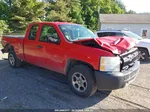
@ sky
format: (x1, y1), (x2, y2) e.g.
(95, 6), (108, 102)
(121, 0), (150, 13)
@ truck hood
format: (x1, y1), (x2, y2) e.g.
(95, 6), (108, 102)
(138, 39), (150, 43)
(94, 36), (136, 54)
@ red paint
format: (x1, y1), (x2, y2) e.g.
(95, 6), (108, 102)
(1, 22), (136, 75)
(95, 36), (136, 54)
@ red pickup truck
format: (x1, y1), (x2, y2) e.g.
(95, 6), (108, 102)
(1, 22), (140, 97)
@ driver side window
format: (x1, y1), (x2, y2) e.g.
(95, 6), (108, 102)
(40, 25), (59, 42)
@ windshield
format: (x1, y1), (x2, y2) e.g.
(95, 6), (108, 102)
(123, 31), (142, 40)
(59, 24), (96, 41)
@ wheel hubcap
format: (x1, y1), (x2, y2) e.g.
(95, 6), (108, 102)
(72, 72), (87, 92)
(9, 54), (15, 65)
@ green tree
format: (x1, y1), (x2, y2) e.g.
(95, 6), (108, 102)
(111, 0), (125, 14)
(0, 0), (132, 33)
(0, 1), (10, 20)
(80, 0), (127, 31)
(45, 0), (72, 22)
(0, 20), (9, 35)
(66, 0), (84, 24)
(115, 0), (126, 12)
(99, 0), (112, 13)
(45, 0), (84, 24)
(9, 0), (46, 32)
(0, 1), (10, 34)
(126, 10), (136, 14)
(80, 0), (99, 30)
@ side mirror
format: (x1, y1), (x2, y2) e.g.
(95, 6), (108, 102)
(55, 38), (61, 45)
(47, 36), (60, 45)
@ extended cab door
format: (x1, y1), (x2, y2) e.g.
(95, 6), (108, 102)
(24, 24), (40, 64)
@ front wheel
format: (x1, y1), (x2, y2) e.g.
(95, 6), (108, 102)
(139, 48), (149, 61)
(8, 50), (22, 68)
(68, 65), (97, 97)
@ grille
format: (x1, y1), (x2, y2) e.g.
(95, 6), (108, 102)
(120, 48), (139, 71)
(124, 67), (139, 83)
(124, 69), (137, 81)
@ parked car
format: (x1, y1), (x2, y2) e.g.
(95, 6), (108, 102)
(95, 30), (150, 61)
(1, 22), (140, 97)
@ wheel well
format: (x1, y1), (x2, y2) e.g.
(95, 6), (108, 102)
(2, 44), (14, 53)
(138, 47), (149, 56)
(66, 59), (94, 75)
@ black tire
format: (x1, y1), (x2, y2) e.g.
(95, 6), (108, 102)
(139, 48), (149, 61)
(68, 64), (97, 97)
(8, 50), (22, 68)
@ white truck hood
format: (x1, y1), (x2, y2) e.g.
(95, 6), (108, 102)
(138, 39), (150, 43)
(137, 39), (150, 53)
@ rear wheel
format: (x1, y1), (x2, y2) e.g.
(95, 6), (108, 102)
(139, 48), (149, 61)
(8, 50), (22, 68)
(68, 65), (97, 97)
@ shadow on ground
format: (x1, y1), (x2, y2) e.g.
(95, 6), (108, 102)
(0, 62), (111, 109)
(23, 64), (112, 109)
(140, 60), (150, 64)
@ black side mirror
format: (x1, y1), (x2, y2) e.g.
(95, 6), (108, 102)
(47, 36), (60, 45)
(55, 38), (61, 45)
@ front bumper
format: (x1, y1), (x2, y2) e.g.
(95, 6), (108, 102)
(94, 61), (140, 90)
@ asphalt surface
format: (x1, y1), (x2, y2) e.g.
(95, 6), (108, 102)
(0, 52), (150, 111)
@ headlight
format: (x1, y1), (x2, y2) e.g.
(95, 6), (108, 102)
(100, 56), (120, 72)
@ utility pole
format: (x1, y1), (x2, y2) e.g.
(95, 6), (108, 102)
(98, 6), (101, 30)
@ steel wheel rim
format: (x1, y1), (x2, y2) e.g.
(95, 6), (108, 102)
(139, 51), (146, 59)
(72, 72), (87, 92)
(9, 54), (15, 66)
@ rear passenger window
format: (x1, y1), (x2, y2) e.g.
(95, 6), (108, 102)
(28, 25), (39, 40)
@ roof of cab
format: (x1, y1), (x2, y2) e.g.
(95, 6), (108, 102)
(30, 22), (74, 25)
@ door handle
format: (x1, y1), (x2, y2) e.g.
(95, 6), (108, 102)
(36, 45), (43, 49)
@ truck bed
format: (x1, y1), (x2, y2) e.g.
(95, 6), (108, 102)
(3, 35), (25, 38)
(1, 35), (25, 60)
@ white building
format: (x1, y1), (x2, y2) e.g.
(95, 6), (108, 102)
(99, 14), (150, 39)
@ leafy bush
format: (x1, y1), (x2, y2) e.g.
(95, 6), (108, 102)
(0, 20), (9, 36)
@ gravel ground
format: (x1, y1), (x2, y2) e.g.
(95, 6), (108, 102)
(0, 52), (150, 111)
